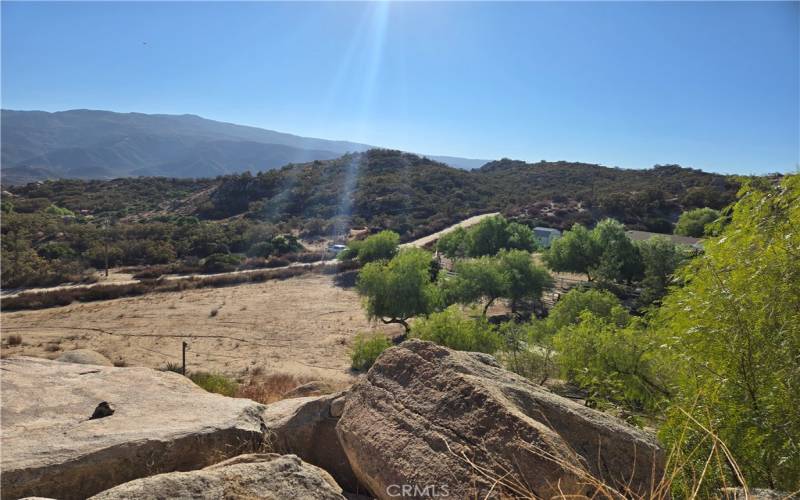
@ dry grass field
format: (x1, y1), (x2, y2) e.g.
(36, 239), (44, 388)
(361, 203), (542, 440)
(0, 273), (401, 386)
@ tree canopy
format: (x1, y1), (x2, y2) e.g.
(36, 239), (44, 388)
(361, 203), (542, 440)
(673, 207), (720, 237)
(356, 248), (440, 333)
(437, 215), (538, 258)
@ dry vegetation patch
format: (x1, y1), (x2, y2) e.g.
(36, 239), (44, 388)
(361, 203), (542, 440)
(1, 273), (400, 386)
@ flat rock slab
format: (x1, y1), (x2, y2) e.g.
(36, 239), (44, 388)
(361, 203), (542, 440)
(89, 454), (345, 500)
(337, 340), (665, 499)
(1, 357), (267, 500)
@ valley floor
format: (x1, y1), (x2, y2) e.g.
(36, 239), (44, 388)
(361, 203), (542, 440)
(0, 273), (401, 384)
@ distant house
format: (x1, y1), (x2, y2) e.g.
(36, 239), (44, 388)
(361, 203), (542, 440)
(625, 230), (703, 250)
(533, 227), (562, 248)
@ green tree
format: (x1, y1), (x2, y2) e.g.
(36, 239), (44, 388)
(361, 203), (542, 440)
(591, 218), (643, 283)
(659, 176), (800, 491)
(553, 310), (672, 414)
(635, 236), (691, 305)
(546, 288), (622, 330)
(544, 223), (600, 279)
(674, 207), (720, 237)
(356, 248), (440, 334)
(436, 226), (469, 258)
(446, 256), (509, 315)
(411, 306), (501, 354)
(437, 216), (538, 258)
(355, 230), (400, 263)
(497, 249), (553, 313)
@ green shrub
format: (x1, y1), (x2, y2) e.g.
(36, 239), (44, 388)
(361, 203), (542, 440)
(411, 306), (501, 354)
(350, 333), (392, 371)
(202, 253), (241, 273)
(189, 371), (238, 397)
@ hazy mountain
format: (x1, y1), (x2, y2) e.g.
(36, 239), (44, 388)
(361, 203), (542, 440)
(0, 109), (488, 184)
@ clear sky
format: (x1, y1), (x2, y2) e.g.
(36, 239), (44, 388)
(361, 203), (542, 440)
(2, 2), (798, 174)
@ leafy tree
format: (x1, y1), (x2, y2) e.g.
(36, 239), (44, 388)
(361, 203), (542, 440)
(591, 218), (643, 283)
(546, 288), (622, 330)
(411, 306), (501, 354)
(203, 253), (242, 273)
(247, 241), (274, 258)
(553, 310), (672, 414)
(356, 248), (440, 333)
(497, 249), (553, 313)
(437, 216), (538, 258)
(354, 230), (400, 263)
(544, 224), (600, 279)
(436, 226), (469, 258)
(674, 207), (720, 237)
(446, 256), (509, 315)
(635, 236), (691, 305)
(544, 219), (643, 283)
(1, 230), (47, 288)
(659, 176), (800, 491)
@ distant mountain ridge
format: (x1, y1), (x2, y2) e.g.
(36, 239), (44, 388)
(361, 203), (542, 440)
(0, 109), (487, 184)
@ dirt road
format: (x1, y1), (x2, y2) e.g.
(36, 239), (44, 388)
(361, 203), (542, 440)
(401, 212), (500, 249)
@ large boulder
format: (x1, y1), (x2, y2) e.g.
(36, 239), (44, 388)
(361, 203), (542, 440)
(88, 454), (345, 500)
(55, 349), (113, 366)
(264, 393), (362, 493)
(336, 340), (665, 499)
(0, 357), (267, 500)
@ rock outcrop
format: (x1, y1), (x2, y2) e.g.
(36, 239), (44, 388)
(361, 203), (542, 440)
(264, 393), (361, 492)
(336, 340), (665, 499)
(0, 357), (267, 500)
(55, 349), (113, 366)
(88, 454), (345, 500)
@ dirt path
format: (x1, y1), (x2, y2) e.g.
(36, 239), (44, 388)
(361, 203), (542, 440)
(401, 212), (500, 249)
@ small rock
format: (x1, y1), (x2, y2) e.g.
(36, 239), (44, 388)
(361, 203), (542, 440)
(88, 401), (115, 420)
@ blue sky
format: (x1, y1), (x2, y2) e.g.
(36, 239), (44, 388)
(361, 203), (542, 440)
(2, 2), (798, 174)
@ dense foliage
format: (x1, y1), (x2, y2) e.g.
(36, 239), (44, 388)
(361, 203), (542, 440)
(411, 306), (502, 353)
(350, 333), (392, 371)
(658, 176), (800, 491)
(189, 150), (738, 238)
(0, 208), (303, 288)
(673, 207), (721, 237)
(339, 230), (399, 263)
(356, 248), (440, 333)
(436, 215), (538, 258)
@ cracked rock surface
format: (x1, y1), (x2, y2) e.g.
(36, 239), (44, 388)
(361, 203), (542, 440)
(336, 340), (664, 499)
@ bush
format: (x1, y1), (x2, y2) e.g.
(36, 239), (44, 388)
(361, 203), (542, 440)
(202, 253), (241, 273)
(6, 334), (23, 346)
(411, 306), (502, 354)
(674, 207), (720, 237)
(189, 371), (238, 397)
(350, 333), (392, 371)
